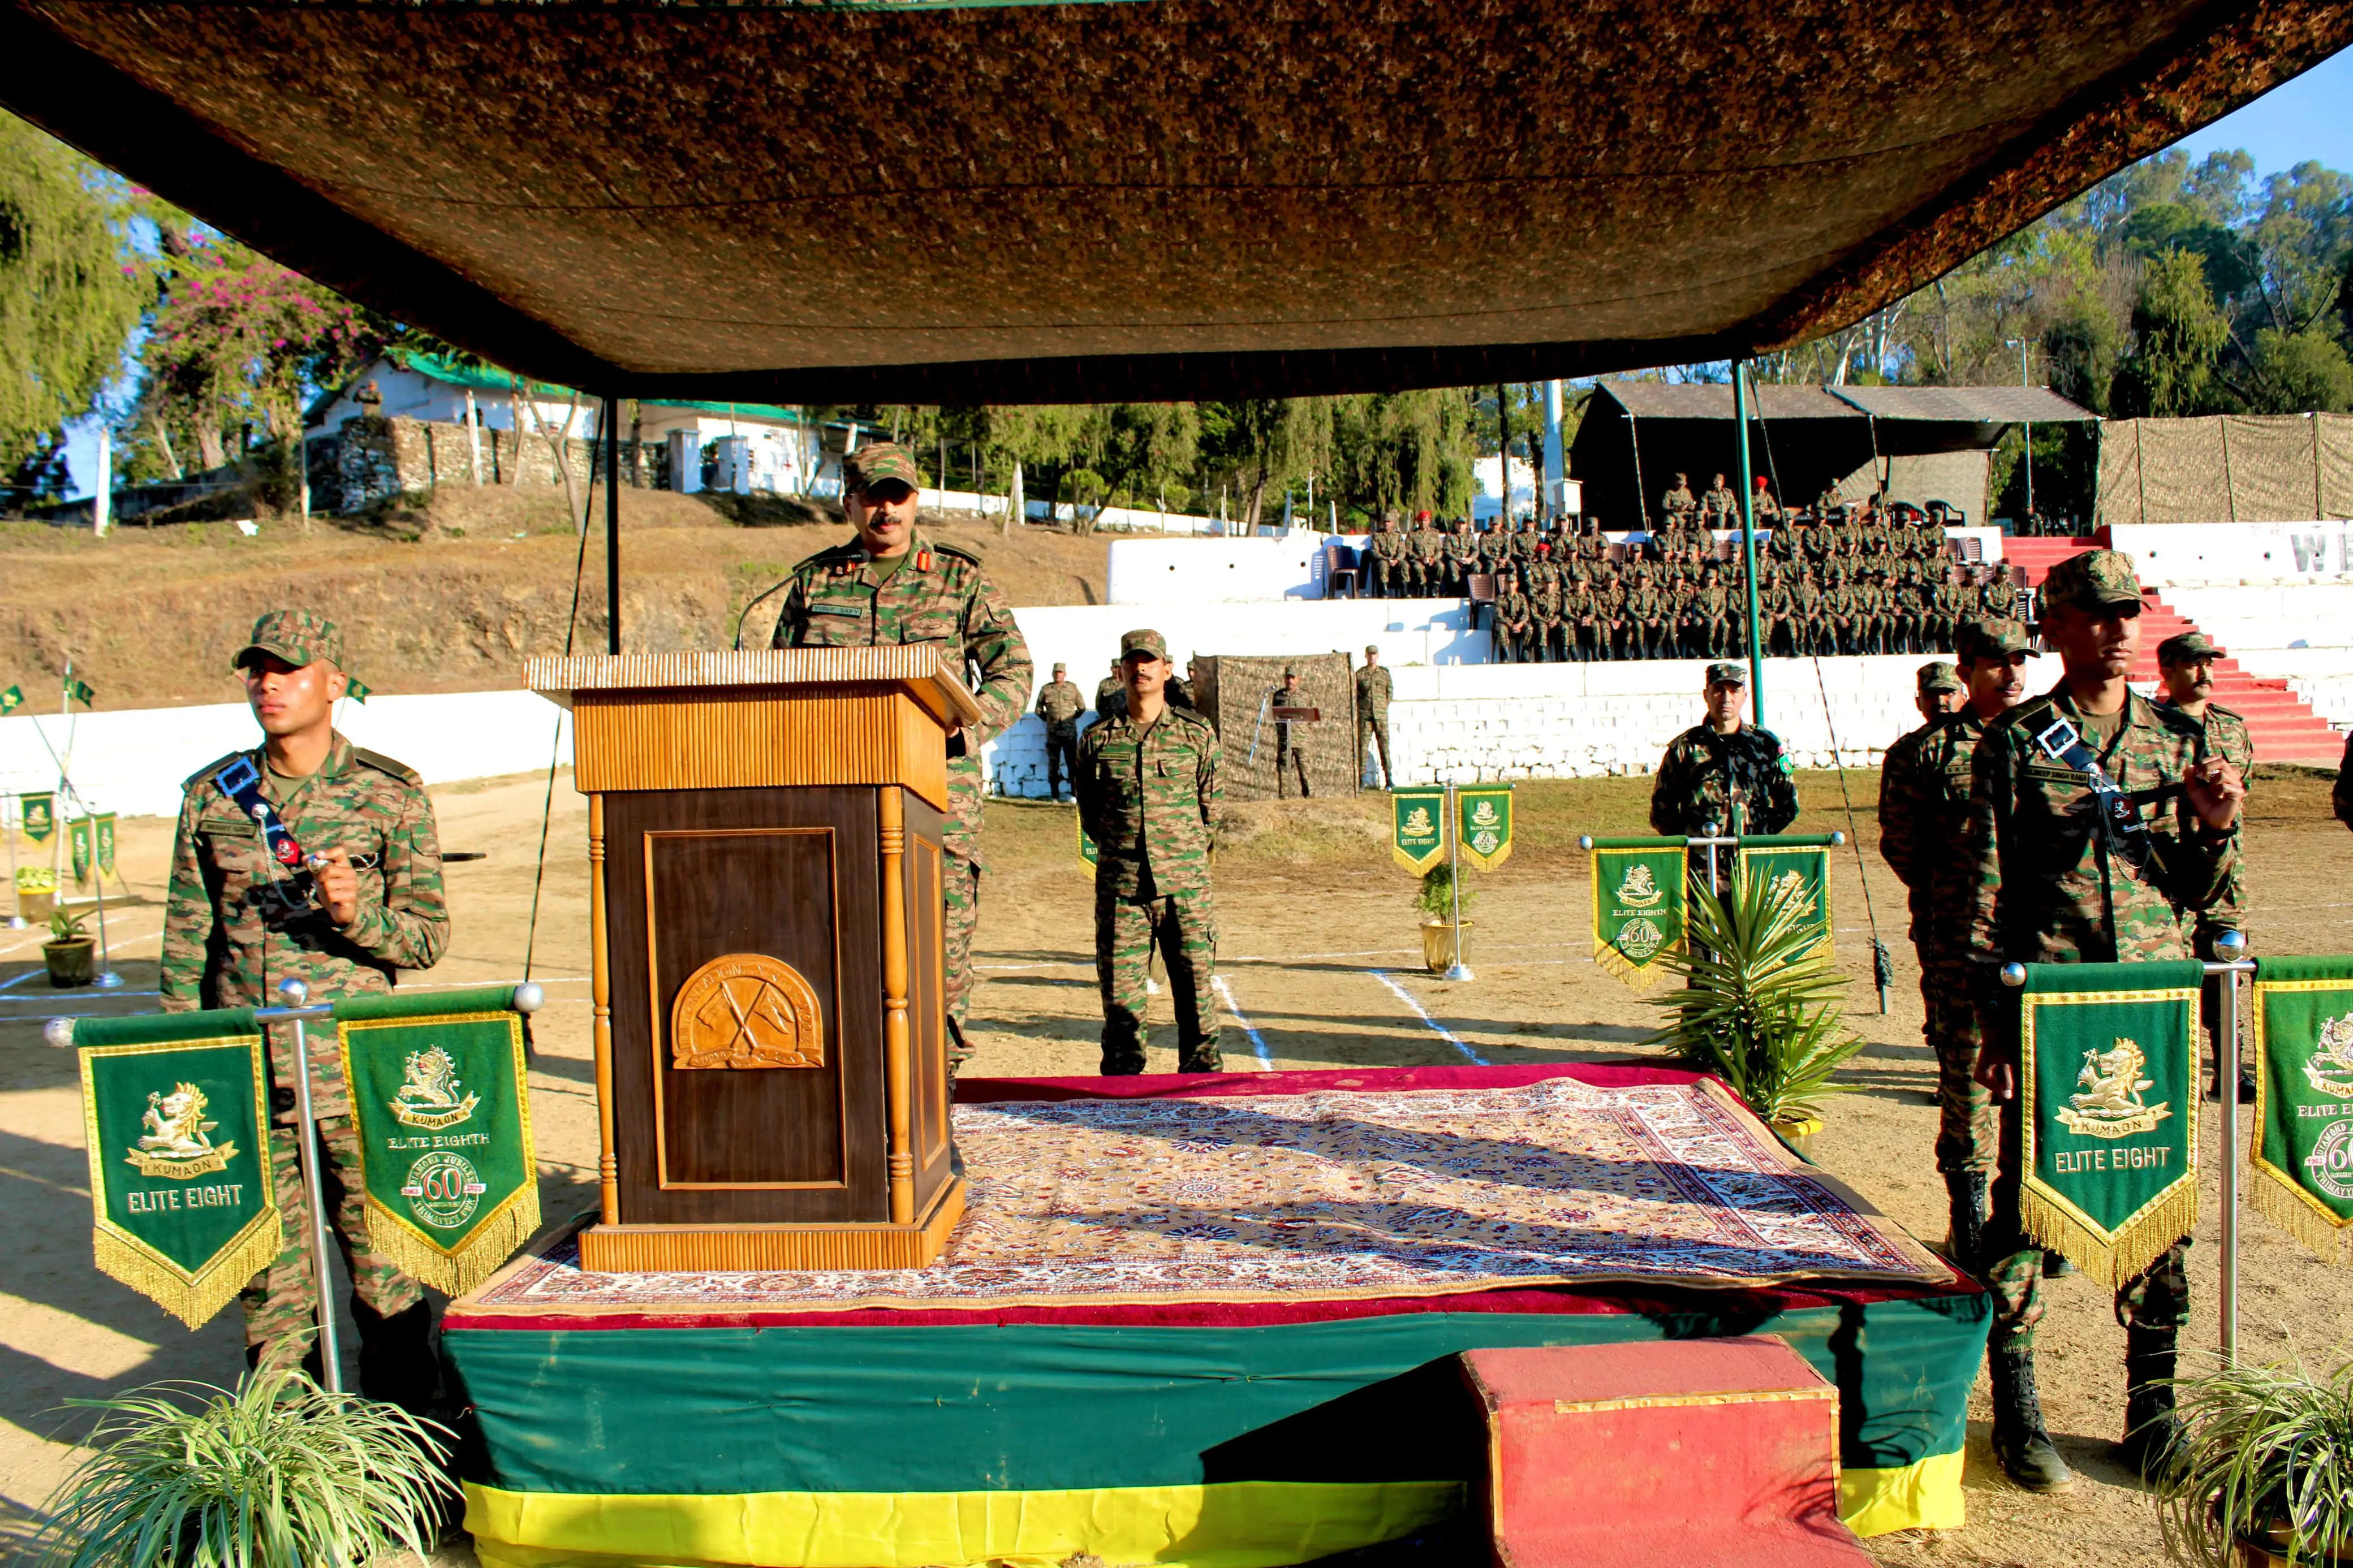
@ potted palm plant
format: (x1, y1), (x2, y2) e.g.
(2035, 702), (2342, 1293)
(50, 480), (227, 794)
(38, 1369), (455, 1568)
(2154, 1354), (2353, 1567)
(1416, 862), (1477, 974)
(1641, 871), (1864, 1148)
(43, 906), (96, 988)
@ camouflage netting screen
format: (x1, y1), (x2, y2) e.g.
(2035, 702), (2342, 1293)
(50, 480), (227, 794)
(2097, 415), (2353, 525)
(1190, 654), (1360, 802)
(3, 0), (2346, 402)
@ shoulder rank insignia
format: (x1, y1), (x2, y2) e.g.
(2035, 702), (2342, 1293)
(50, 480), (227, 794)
(914, 547), (933, 573)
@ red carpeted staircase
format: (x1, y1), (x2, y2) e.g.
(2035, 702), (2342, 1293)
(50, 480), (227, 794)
(1999, 536), (2343, 765)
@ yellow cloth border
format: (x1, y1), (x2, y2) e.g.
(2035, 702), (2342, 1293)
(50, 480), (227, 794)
(2250, 975), (2353, 1264)
(464, 1452), (1960, 1568)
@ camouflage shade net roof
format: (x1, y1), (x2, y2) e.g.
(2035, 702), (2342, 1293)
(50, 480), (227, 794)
(5, 0), (2347, 404)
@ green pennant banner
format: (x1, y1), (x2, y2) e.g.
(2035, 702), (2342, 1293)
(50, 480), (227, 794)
(337, 987), (539, 1296)
(2251, 955), (2353, 1264)
(64, 676), (94, 709)
(1077, 814), (1098, 875)
(0, 683), (21, 715)
(70, 817), (93, 883)
(94, 812), (117, 875)
(1736, 844), (1832, 960)
(1392, 788), (1445, 875)
(21, 793), (54, 844)
(1591, 842), (1686, 993)
(2017, 961), (2202, 1286)
(76, 1010), (281, 1329)
(1456, 786), (1513, 871)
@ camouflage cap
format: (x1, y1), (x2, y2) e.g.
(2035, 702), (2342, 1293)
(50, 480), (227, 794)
(2037, 548), (2142, 614)
(842, 441), (924, 494)
(233, 608), (343, 673)
(1052, 661), (1067, 673)
(1118, 628), (1169, 661)
(1365, 644), (1380, 655)
(1705, 660), (1747, 687)
(2157, 630), (2226, 664)
(1916, 660), (1963, 694)
(1954, 617), (2036, 665)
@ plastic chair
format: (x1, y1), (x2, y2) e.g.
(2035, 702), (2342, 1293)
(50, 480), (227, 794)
(1466, 572), (1498, 627)
(1324, 542), (1361, 599)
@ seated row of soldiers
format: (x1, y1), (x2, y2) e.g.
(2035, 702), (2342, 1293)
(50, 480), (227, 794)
(1484, 558), (2026, 663)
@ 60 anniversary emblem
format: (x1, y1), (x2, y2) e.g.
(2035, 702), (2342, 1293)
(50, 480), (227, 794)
(400, 1151), (488, 1230)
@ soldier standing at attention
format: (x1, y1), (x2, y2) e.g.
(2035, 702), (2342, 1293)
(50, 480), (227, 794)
(1272, 666), (1312, 798)
(1649, 662), (1799, 839)
(1034, 662), (1086, 804)
(1964, 551), (2244, 1492)
(1355, 646), (1395, 789)
(770, 442), (1033, 1076)
(2153, 630), (2256, 1098)
(1879, 637), (2025, 1269)
(163, 610), (448, 1402)
(1078, 629), (1223, 1074)
(1095, 659), (1128, 721)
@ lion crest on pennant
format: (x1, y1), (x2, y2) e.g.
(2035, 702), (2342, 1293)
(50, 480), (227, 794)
(2057, 1036), (2172, 1140)
(127, 1082), (238, 1179)
(2303, 1013), (2353, 1100)
(1401, 805), (1433, 836)
(1615, 862), (1664, 909)
(391, 1045), (481, 1129)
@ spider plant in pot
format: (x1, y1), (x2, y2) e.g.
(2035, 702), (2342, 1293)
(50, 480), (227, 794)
(2154, 1353), (2353, 1566)
(1415, 862), (1477, 974)
(37, 1368), (456, 1568)
(1640, 869), (1863, 1146)
(44, 906), (96, 988)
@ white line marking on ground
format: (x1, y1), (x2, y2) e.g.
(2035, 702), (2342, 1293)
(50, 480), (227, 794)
(1367, 970), (1488, 1064)
(1211, 976), (1273, 1068)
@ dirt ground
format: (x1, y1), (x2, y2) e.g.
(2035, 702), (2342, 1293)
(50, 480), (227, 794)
(3, 763), (2350, 1566)
(0, 491), (1118, 710)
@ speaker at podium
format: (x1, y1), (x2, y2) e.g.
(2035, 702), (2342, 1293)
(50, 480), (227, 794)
(527, 647), (975, 1272)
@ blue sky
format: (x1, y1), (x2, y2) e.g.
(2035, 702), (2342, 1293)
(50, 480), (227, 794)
(55, 47), (2353, 499)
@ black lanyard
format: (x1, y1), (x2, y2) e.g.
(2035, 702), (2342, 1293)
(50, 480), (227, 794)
(213, 754), (307, 870)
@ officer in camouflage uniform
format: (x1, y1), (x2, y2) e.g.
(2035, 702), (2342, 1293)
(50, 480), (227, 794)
(1095, 660), (1128, 722)
(1409, 515), (1446, 597)
(1649, 663), (1799, 841)
(769, 442), (1034, 1073)
(1878, 634), (2029, 1269)
(2153, 630), (2256, 1097)
(1035, 663), (1086, 804)
(1270, 666), (1312, 797)
(1078, 628), (1222, 1074)
(1355, 646), (1394, 788)
(1493, 575), (1535, 663)
(1367, 511), (1408, 598)
(1963, 551), (2246, 1491)
(162, 610), (449, 1403)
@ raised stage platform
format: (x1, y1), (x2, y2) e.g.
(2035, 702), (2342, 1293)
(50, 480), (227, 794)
(446, 1065), (1990, 1568)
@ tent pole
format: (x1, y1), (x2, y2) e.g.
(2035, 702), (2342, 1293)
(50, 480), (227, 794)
(604, 394), (621, 655)
(1734, 360), (1765, 727)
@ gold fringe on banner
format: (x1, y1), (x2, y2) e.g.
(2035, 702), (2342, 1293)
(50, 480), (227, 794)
(1591, 938), (1672, 994)
(93, 1213), (280, 1331)
(2249, 1168), (2353, 1267)
(364, 1184), (541, 1298)
(2020, 1180), (2200, 1290)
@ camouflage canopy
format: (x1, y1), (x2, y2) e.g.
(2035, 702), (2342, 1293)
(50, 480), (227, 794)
(3, 0), (2345, 403)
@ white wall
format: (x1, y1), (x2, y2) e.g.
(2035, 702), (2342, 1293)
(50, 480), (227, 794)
(1106, 534), (1352, 602)
(1, 694), (570, 822)
(2109, 521), (2353, 586)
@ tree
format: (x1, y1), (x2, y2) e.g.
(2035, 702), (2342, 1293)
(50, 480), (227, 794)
(2111, 250), (2233, 417)
(0, 114), (145, 483)
(2244, 326), (2353, 414)
(2119, 203), (2257, 304)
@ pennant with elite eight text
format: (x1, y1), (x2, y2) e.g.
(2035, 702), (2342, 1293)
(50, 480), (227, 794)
(338, 986), (538, 1295)
(2016, 961), (2201, 1286)
(2251, 954), (2353, 1264)
(77, 1010), (280, 1329)
(1736, 843), (1832, 960)
(1392, 788), (1445, 875)
(1077, 815), (1099, 876)
(1591, 842), (1687, 992)
(1456, 785), (1514, 871)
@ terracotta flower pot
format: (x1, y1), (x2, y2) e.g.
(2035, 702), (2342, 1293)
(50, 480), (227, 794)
(2236, 1528), (2353, 1566)
(1422, 919), (1472, 975)
(43, 937), (96, 988)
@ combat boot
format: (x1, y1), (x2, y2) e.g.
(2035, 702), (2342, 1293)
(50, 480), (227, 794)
(2118, 1324), (2184, 1479)
(1943, 1171), (1987, 1271)
(1988, 1344), (2076, 1493)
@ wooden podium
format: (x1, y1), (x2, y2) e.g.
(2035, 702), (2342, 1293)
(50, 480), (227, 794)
(525, 649), (976, 1272)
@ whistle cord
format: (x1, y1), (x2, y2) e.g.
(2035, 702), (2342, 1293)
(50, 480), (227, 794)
(1811, 653), (1893, 1012)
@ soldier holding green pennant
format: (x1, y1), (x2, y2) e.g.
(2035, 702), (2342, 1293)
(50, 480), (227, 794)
(1456, 786), (1512, 870)
(1964, 549), (2246, 1491)
(2249, 956), (2353, 1262)
(76, 1009), (280, 1329)
(1589, 843), (1686, 991)
(336, 986), (538, 1297)
(1391, 788), (1445, 874)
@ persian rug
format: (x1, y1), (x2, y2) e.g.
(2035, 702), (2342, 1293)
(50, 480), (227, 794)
(472, 1072), (1946, 1315)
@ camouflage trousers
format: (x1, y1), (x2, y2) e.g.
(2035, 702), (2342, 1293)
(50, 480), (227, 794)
(1277, 741), (1310, 799)
(1359, 716), (1393, 789)
(1980, 1095), (2191, 1354)
(1096, 884), (1222, 1074)
(1044, 723), (1081, 802)
(943, 849), (981, 1069)
(1919, 941), (1996, 1174)
(243, 1117), (425, 1372)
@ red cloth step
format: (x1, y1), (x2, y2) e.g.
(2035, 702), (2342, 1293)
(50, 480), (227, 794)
(1459, 1337), (1875, 1567)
